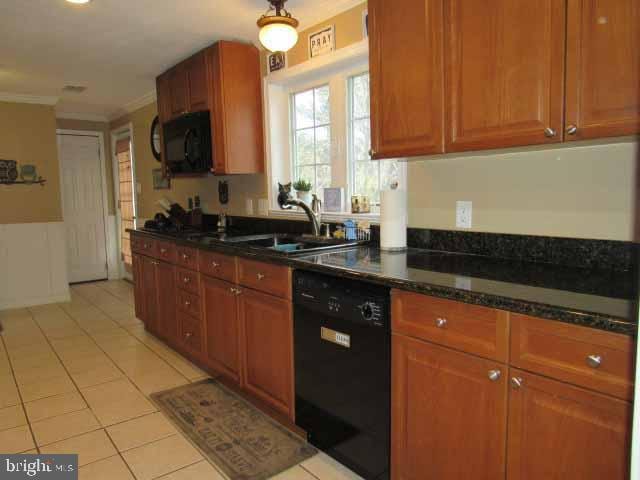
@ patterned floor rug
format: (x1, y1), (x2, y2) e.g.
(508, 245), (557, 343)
(152, 379), (317, 480)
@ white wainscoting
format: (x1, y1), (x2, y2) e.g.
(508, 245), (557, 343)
(0, 222), (70, 310)
(106, 214), (120, 280)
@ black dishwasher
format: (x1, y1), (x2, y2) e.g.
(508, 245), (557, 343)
(293, 270), (390, 480)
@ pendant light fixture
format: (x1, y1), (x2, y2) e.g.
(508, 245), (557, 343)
(257, 0), (299, 53)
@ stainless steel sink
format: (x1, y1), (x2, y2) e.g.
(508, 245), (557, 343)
(223, 233), (364, 255)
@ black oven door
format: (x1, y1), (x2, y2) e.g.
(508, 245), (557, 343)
(163, 111), (212, 175)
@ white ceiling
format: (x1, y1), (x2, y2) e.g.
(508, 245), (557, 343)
(0, 0), (362, 121)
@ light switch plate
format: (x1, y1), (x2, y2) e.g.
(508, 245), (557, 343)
(456, 201), (472, 229)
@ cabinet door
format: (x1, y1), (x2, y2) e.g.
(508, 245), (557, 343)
(155, 261), (177, 343)
(238, 288), (293, 418)
(507, 368), (631, 480)
(186, 52), (208, 113)
(156, 72), (172, 125)
(445, 0), (565, 151)
(132, 253), (145, 322)
(392, 334), (507, 480)
(141, 256), (158, 334)
(566, 0), (640, 140)
(201, 276), (241, 383)
(369, 0), (444, 158)
(168, 65), (189, 118)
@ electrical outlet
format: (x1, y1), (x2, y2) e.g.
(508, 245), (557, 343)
(456, 201), (472, 229)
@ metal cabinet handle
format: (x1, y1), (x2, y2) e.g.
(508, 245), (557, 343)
(185, 332), (193, 339)
(566, 124), (578, 135)
(182, 253), (189, 260)
(586, 354), (602, 369)
(183, 277), (190, 284)
(368, 149), (377, 158)
(544, 127), (557, 138)
(184, 300), (191, 307)
(211, 261), (220, 268)
(229, 287), (237, 294)
(160, 248), (167, 254)
(511, 377), (524, 389)
(435, 317), (447, 328)
(256, 273), (265, 280)
(143, 243), (149, 249)
(488, 370), (501, 382)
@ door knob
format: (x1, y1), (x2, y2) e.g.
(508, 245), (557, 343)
(543, 127), (557, 138)
(586, 354), (602, 369)
(368, 149), (377, 158)
(488, 370), (501, 382)
(511, 377), (524, 389)
(435, 318), (447, 328)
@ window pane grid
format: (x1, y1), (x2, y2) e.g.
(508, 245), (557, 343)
(292, 85), (331, 196)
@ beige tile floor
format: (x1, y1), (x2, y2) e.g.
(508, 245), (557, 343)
(0, 280), (362, 480)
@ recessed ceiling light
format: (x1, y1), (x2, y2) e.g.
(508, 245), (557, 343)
(66, 0), (92, 4)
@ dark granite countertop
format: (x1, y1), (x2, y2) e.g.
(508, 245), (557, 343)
(131, 229), (638, 336)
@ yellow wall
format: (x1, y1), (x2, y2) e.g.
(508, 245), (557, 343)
(110, 102), (267, 221)
(55, 118), (115, 215)
(0, 102), (62, 224)
(287, 2), (368, 67)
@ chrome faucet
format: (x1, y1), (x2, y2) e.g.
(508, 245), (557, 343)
(277, 187), (321, 236)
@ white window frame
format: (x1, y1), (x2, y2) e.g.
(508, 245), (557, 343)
(263, 39), (405, 223)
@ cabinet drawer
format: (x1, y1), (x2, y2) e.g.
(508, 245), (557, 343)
(177, 289), (200, 318)
(132, 236), (158, 257)
(178, 311), (203, 357)
(175, 245), (198, 270)
(511, 314), (634, 400)
(391, 290), (509, 362)
(237, 258), (291, 299)
(199, 250), (237, 283)
(175, 267), (200, 295)
(157, 241), (177, 263)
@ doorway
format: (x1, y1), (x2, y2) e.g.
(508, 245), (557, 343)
(111, 124), (138, 280)
(57, 132), (110, 283)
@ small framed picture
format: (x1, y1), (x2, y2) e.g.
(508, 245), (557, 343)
(268, 52), (286, 74)
(152, 168), (170, 190)
(362, 10), (368, 38)
(323, 187), (344, 213)
(309, 25), (335, 58)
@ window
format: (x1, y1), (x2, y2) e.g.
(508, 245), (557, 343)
(348, 73), (399, 205)
(291, 85), (332, 199)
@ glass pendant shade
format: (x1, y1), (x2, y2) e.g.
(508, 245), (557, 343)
(259, 22), (299, 52)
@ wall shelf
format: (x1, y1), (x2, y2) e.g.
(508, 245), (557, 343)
(0, 179), (47, 186)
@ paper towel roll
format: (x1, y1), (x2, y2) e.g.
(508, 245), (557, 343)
(380, 188), (407, 250)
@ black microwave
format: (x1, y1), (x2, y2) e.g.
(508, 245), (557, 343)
(163, 111), (212, 175)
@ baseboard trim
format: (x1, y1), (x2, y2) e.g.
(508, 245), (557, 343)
(0, 293), (71, 311)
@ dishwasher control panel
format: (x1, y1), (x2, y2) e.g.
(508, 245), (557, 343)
(293, 271), (390, 328)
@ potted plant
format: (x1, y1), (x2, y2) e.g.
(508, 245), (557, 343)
(293, 179), (312, 204)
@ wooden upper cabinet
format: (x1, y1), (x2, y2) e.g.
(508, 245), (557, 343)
(565, 0), (640, 140)
(392, 334), (507, 480)
(445, 0), (566, 151)
(208, 41), (265, 174)
(186, 52), (208, 113)
(156, 72), (172, 125)
(369, 0), (444, 159)
(201, 276), (241, 384)
(168, 65), (189, 119)
(507, 369), (631, 480)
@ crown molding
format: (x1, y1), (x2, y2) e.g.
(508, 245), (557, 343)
(55, 112), (110, 122)
(123, 89), (157, 115)
(0, 92), (59, 106)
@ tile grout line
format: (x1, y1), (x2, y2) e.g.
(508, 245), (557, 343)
(0, 320), (42, 454)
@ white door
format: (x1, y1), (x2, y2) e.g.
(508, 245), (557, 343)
(57, 134), (108, 283)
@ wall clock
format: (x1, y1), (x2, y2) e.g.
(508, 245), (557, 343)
(150, 115), (162, 162)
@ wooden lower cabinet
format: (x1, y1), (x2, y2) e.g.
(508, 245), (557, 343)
(392, 333), (507, 480)
(507, 368), (631, 480)
(239, 288), (294, 419)
(202, 276), (241, 383)
(132, 253), (145, 322)
(155, 261), (177, 343)
(140, 256), (159, 335)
